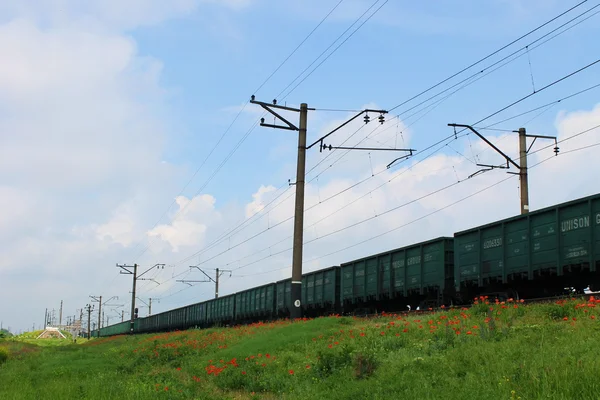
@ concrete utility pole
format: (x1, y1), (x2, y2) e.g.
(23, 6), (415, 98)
(85, 304), (94, 340)
(250, 97), (401, 319)
(178, 267), (232, 299)
(117, 263), (164, 333)
(121, 310), (124, 322)
(518, 128), (529, 214)
(90, 295), (102, 336)
(448, 124), (559, 215)
(59, 300), (63, 326)
(249, 98), (310, 320)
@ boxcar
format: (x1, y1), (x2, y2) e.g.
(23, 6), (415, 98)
(97, 320), (130, 337)
(276, 278), (292, 317)
(454, 193), (600, 299)
(276, 266), (340, 317)
(205, 294), (235, 326)
(235, 283), (276, 321)
(340, 237), (455, 311)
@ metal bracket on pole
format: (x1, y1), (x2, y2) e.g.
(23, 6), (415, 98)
(250, 97), (314, 131)
(518, 132), (560, 155)
(448, 123), (521, 170)
(306, 109), (388, 151)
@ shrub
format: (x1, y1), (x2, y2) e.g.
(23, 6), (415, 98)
(0, 347), (9, 364)
(353, 352), (378, 380)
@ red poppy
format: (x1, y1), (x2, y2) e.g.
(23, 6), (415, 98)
(289, 370), (294, 375)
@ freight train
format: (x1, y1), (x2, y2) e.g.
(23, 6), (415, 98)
(92, 192), (600, 337)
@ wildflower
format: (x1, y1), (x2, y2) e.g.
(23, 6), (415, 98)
(306, 365), (311, 369)
(467, 331), (472, 335)
(242, 371), (246, 375)
(380, 331), (385, 336)
(592, 316), (596, 320)
(289, 370), (294, 375)
(563, 317), (568, 321)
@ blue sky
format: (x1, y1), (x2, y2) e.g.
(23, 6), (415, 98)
(1, 0), (600, 332)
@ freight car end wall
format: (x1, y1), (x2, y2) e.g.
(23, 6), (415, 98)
(454, 193), (600, 299)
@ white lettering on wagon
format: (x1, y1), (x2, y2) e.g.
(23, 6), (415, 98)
(561, 216), (590, 232)
(483, 237), (502, 249)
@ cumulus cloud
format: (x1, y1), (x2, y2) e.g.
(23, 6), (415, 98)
(147, 195), (220, 252)
(245, 185), (277, 218)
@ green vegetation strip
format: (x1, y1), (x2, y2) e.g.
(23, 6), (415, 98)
(1, 297), (600, 399)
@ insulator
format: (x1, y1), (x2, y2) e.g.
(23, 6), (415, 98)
(378, 114), (385, 124)
(260, 117), (265, 124)
(364, 114), (370, 124)
(554, 146), (560, 155)
(250, 95), (255, 101)
(273, 99), (277, 105)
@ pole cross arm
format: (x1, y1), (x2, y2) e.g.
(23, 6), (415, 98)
(138, 263), (165, 279)
(448, 123), (521, 170)
(138, 278), (160, 285)
(519, 133), (559, 155)
(189, 266), (216, 283)
(250, 99), (300, 131)
(307, 109), (388, 150)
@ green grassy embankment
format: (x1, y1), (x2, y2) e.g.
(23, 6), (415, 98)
(1, 297), (600, 399)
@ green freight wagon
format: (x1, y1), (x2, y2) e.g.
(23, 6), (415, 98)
(186, 302), (206, 328)
(205, 294), (235, 326)
(276, 267), (340, 317)
(235, 283), (275, 321)
(276, 278), (292, 317)
(169, 306), (188, 330)
(97, 320), (130, 337)
(302, 266), (340, 315)
(454, 193), (600, 299)
(137, 313), (160, 333)
(340, 237), (455, 311)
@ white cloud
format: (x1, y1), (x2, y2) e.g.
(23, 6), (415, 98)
(0, 0), (253, 30)
(245, 185), (277, 218)
(147, 195), (220, 252)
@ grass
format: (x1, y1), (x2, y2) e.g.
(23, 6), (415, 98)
(1, 297), (600, 399)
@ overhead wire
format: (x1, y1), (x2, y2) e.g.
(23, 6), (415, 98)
(138, 0), (389, 288)
(387, 0), (590, 113)
(138, 4), (598, 299)
(125, 0), (351, 270)
(149, 0), (597, 278)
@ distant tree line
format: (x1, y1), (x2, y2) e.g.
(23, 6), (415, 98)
(0, 329), (13, 338)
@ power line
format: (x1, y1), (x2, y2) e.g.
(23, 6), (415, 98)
(387, 0), (590, 113)
(139, 2), (596, 277)
(276, 0), (386, 99)
(137, 7), (599, 297)
(143, 59), (600, 294)
(253, 0), (345, 95)
(279, 0), (389, 99)
(123, 1), (349, 266)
